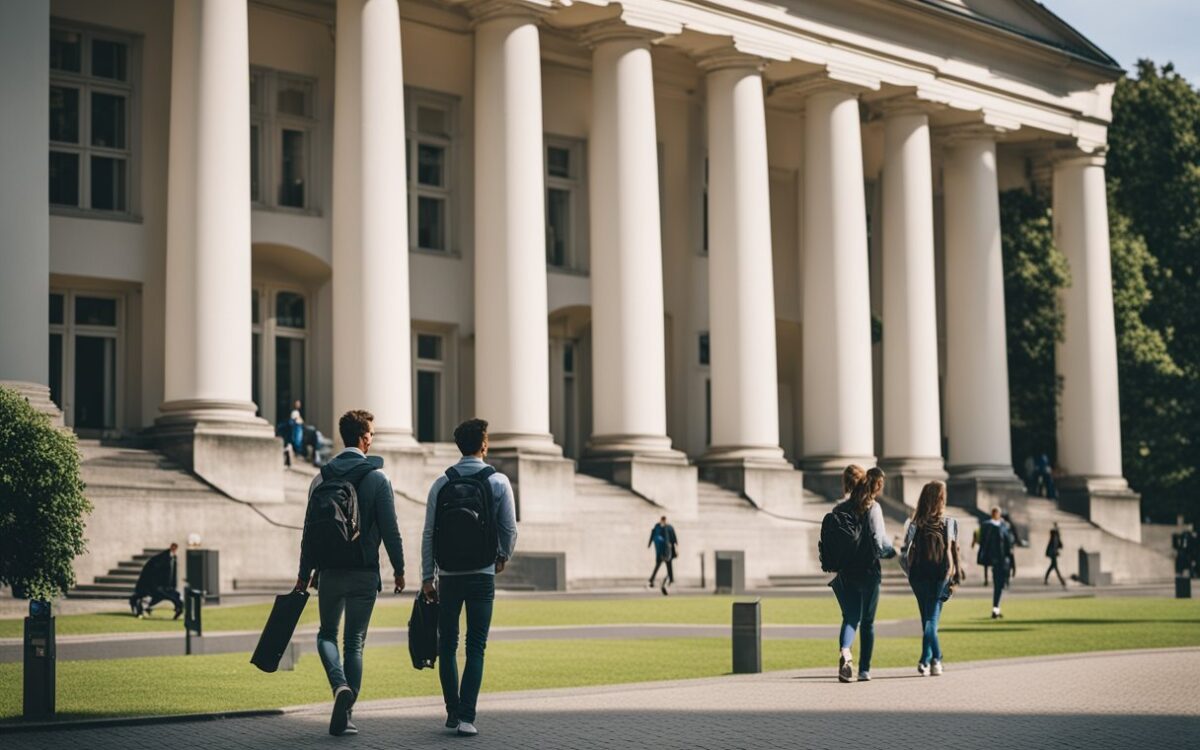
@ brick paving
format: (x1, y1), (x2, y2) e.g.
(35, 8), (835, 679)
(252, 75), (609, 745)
(5, 648), (1199, 749)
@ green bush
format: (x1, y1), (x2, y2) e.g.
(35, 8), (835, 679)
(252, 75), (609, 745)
(0, 386), (91, 601)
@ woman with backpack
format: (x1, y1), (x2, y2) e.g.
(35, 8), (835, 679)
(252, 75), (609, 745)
(902, 481), (960, 676)
(828, 466), (895, 683)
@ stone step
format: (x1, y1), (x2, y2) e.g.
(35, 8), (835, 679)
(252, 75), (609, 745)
(96, 574), (140, 584)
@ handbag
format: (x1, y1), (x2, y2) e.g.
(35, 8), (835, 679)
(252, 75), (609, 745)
(408, 593), (439, 669)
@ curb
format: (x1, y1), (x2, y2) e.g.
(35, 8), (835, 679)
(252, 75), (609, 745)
(0, 708), (285, 735)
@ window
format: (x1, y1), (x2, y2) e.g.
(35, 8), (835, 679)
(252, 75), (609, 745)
(50, 25), (135, 214)
(250, 68), (317, 211)
(544, 136), (587, 271)
(250, 286), (310, 425)
(701, 157), (709, 255)
(699, 331), (711, 446)
(48, 290), (122, 432)
(405, 90), (458, 253)
(414, 332), (446, 443)
(698, 332), (710, 366)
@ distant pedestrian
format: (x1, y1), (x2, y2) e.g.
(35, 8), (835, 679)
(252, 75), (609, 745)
(902, 481), (960, 677)
(1044, 524), (1066, 588)
(647, 516), (679, 595)
(821, 466), (895, 683)
(128, 542), (182, 619)
(1035, 453), (1057, 500)
(289, 399), (306, 457)
(422, 418), (518, 738)
(296, 409), (407, 737)
(977, 507), (1015, 619)
(971, 526), (989, 585)
(1002, 512), (1023, 584)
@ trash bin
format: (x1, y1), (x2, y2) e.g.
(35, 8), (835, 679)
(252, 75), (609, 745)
(715, 550), (745, 594)
(23, 600), (55, 720)
(732, 599), (761, 674)
(187, 548), (220, 604)
(1177, 576), (1192, 599)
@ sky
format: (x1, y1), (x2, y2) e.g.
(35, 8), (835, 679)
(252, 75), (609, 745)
(1041, 0), (1200, 83)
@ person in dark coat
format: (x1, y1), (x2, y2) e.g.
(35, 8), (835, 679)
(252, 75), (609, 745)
(647, 516), (679, 595)
(1044, 524), (1066, 587)
(128, 542), (182, 618)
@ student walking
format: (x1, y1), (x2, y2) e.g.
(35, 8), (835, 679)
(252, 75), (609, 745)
(821, 466), (895, 683)
(647, 516), (679, 595)
(128, 542), (182, 619)
(1044, 523), (1066, 587)
(901, 481), (960, 676)
(977, 507), (1016, 618)
(296, 409), (407, 737)
(422, 418), (518, 738)
(971, 526), (990, 586)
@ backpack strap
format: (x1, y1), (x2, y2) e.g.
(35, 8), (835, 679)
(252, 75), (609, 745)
(446, 467), (460, 480)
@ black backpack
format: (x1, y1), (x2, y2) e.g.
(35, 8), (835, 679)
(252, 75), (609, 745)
(302, 462), (375, 571)
(908, 521), (951, 581)
(819, 503), (866, 573)
(433, 466), (498, 573)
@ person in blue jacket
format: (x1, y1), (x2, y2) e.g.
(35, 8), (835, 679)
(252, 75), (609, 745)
(647, 516), (679, 595)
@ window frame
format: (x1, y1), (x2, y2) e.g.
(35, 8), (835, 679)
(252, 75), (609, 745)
(48, 287), (125, 434)
(411, 325), (457, 444)
(404, 88), (459, 256)
(250, 66), (320, 215)
(49, 21), (140, 220)
(544, 134), (588, 274)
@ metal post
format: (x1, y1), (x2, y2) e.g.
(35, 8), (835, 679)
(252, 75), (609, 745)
(732, 599), (762, 674)
(184, 586), (204, 655)
(23, 599), (55, 720)
(699, 552), (706, 590)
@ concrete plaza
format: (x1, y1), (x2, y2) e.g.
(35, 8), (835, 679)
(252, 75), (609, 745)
(5, 648), (1198, 749)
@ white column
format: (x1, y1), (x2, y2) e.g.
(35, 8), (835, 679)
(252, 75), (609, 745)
(331, 0), (416, 450)
(942, 133), (1014, 476)
(801, 85), (876, 481)
(700, 55), (785, 463)
(0, 0), (55, 416)
(162, 0), (254, 417)
(584, 26), (671, 454)
(473, 4), (557, 452)
(1053, 155), (1124, 478)
(879, 105), (945, 501)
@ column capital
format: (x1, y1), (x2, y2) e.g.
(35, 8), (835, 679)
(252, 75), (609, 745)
(456, 0), (555, 25)
(932, 122), (1008, 148)
(1047, 145), (1108, 169)
(578, 19), (661, 49)
(868, 93), (941, 120)
(693, 45), (767, 74)
(770, 66), (880, 103)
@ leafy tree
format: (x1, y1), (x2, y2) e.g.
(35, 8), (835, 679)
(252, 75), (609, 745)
(0, 387), (91, 601)
(1108, 60), (1200, 522)
(1000, 189), (1070, 478)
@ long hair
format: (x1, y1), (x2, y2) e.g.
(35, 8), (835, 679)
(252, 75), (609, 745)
(848, 467), (885, 515)
(911, 481), (948, 563)
(841, 464), (866, 496)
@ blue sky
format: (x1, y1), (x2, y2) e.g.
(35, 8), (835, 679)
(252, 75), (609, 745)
(1042, 0), (1200, 83)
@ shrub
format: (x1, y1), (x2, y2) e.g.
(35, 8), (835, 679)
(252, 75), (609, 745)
(0, 386), (91, 601)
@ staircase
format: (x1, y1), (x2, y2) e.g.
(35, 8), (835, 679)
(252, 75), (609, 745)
(70, 548), (166, 600)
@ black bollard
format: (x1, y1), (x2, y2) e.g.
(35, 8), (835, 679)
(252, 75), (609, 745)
(732, 599), (762, 674)
(184, 586), (205, 655)
(23, 599), (55, 720)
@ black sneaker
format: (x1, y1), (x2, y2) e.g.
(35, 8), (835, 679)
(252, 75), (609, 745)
(329, 685), (356, 736)
(445, 711), (460, 733)
(173, 608), (183, 621)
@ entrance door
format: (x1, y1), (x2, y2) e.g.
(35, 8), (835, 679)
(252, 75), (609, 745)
(48, 291), (122, 434)
(251, 287), (309, 426)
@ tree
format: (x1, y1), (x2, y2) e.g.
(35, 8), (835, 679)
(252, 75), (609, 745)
(0, 387), (91, 601)
(1108, 60), (1200, 522)
(1000, 189), (1070, 477)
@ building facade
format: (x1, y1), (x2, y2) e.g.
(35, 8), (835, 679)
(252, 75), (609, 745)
(1, 0), (1148, 582)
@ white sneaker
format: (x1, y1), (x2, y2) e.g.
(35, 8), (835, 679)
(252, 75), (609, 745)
(838, 655), (853, 683)
(857, 671), (871, 682)
(918, 662), (929, 676)
(457, 721), (478, 737)
(931, 660), (944, 676)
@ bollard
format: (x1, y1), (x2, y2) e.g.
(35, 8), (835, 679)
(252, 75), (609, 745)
(715, 550), (745, 595)
(732, 599), (761, 674)
(23, 600), (55, 720)
(1177, 576), (1192, 599)
(184, 586), (205, 655)
(700, 553), (706, 590)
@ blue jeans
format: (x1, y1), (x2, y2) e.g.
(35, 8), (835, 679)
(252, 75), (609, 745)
(910, 579), (946, 664)
(992, 562), (1009, 608)
(438, 573), (495, 723)
(831, 572), (881, 672)
(315, 569), (378, 696)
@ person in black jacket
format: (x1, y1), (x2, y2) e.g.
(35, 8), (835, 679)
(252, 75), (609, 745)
(647, 517), (679, 595)
(296, 409), (406, 738)
(1044, 524), (1066, 587)
(128, 543), (181, 618)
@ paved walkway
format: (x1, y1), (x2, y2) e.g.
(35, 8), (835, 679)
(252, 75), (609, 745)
(5, 648), (1199, 749)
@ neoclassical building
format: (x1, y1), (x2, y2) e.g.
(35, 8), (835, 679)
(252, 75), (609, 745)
(1, 0), (1161, 586)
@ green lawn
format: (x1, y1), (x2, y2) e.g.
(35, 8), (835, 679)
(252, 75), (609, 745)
(1, 596), (1197, 721)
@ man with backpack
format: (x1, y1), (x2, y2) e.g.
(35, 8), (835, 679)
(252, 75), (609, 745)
(977, 507), (1016, 619)
(295, 409), (406, 737)
(421, 418), (518, 738)
(647, 516), (679, 595)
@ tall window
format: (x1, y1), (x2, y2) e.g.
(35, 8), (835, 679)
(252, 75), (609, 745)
(414, 332), (445, 443)
(48, 290), (122, 432)
(250, 68), (317, 211)
(545, 136), (587, 272)
(49, 25), (135, 214)
(405, 90), (457, 253)
(699, 331), (711, 446)
(700, 157), (709, 255)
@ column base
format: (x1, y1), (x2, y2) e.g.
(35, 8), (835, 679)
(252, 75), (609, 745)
(155, 399), (283, 504)
(1, 381), (63, 427)
(486, 442), (575, 524)
(368, 429), (428, 502)
(1058, 475), (1141, 543)
(946, 465), (1025, 514)
(878, 456), (948, 508)
(699, 446), (804, 513)
(800, 454), (878, 501)
(581, 435), (697, 519)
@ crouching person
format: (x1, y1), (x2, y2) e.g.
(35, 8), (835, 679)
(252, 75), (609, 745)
(296, 409), (406, 737)
(422, 418), (518, 737)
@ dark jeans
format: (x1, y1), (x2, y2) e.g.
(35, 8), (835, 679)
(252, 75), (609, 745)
(992, 563), (1010, 608)
(1045, 556), (1065, 585)
(650, 555), (674, 584)
(831, 572), (881, 672)
(316, 569), (379, 696)
(438, 573), (495, 723)
(910, 579), (946, 664)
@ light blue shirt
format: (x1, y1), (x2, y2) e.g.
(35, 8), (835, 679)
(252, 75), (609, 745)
(420, 456), (518, 581)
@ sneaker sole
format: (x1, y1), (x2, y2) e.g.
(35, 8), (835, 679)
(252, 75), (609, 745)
(329, 689), (355, 736)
